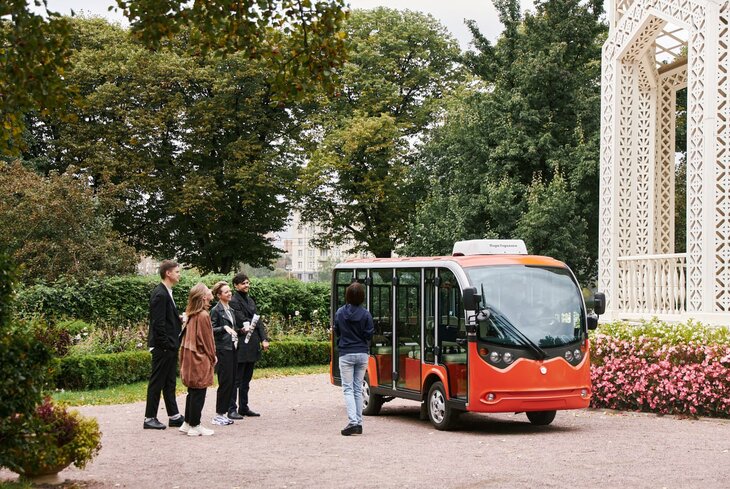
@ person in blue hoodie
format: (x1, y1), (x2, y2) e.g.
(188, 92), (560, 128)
(334, 281), (374, 436)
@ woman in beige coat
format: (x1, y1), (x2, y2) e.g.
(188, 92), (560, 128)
(178, 282), (217, 436)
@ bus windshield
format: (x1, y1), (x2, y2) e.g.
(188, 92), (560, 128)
(465, 265), (585, 348)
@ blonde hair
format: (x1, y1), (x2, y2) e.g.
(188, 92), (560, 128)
(185, 282), (211, 317)
(211, 280), (229, 299)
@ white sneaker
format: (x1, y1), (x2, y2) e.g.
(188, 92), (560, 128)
(178, 422), (190, 433)
(198, 425), (214, 436)
(212, 414), (232, 426)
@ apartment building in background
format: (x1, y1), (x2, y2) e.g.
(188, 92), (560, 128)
(282, 211), (370, 282)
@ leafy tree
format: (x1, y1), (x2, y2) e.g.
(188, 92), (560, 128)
(1, 1), (348, 156)
(0, 161), (138, 284)
(23, 18), (308, 273)
(402, 0), (606, 282)
(298, 7), (462, 257)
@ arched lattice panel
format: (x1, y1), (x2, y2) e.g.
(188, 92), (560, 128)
(716, 1), (730, 312)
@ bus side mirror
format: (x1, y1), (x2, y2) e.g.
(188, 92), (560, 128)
(463, 287), (481, 310)
(593, 292), (606, 316)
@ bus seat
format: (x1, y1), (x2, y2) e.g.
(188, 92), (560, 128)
(372, 346), (393, 355)
(442, 353), (466, 364)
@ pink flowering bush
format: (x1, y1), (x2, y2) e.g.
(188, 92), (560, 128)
(590, 319), (730, 417)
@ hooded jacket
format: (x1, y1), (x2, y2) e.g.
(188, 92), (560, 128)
(334, 304), (374, 356)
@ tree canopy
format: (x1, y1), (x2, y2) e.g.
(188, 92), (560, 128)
(297, 7), (463, 258)
(0, 161), (138, 283)
(401, 0), (607, 282)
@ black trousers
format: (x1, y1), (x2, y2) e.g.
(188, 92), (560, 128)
(215, 349), (236, 415)
(184, 387), (207, 427)
(144, 348), (180, 419)
(230, 361), (255, 413)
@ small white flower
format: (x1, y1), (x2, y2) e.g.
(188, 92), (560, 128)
(294, 310), (300, 316)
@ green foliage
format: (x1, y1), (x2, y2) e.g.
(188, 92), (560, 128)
(403, 0), (606, 283)
(256, 340), (330, 368)
(15, 274), (330, 325)
(2, 398), (101, 476)
(0, 162), (138, 284)
(54, 350), (152, 390)
(592, 318), (730, 347)
(22, 17), (312, 273)
(0, 2), (72, 156)
(52, 340), (329, 390)
(115, 0), (348, 101)
(298, 8), (463, 258)
(0, 254), (53, 471)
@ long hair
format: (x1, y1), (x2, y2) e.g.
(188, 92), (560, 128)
(185, 282), (211, 317)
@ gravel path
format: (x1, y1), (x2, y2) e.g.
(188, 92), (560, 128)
(2, 373), (729, 488)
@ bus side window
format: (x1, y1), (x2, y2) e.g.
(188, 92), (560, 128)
(438, 269), (465, 351)
(370, 270), (392, 347)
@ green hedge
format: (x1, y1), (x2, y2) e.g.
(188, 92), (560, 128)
(53, 340), (330, 390)
(16, 274), (330, 324)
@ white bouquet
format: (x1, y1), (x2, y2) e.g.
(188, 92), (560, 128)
(244, 314), (260, 344)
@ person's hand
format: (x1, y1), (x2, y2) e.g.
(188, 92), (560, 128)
(262, 340), (270, 351)
(224, 326), (235, 336)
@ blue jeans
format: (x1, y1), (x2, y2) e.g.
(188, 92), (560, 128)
(339, 353), (369, 427)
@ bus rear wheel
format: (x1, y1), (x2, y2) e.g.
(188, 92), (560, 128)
(526, 410), (556, 426)
(362, 374), (383, 416)
(427, 381), (459, 430)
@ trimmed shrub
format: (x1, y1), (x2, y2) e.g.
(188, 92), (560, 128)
(590, 319), (730, 417)
(54, 351), (152, 390)
(257, 341), (330, 368)
(53, 340), (330, 390)
(15, 274), (330, 325)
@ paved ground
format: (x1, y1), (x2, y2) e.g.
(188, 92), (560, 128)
(2, 373), (730, 488)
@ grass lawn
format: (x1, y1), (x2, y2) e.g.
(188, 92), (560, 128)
(51, 364), (329, 406)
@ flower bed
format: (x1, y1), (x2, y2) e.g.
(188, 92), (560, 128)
(590, 320), (730, 417)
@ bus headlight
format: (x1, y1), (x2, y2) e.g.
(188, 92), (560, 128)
(565, 350), (574, 362)
(503, 352), (514, 364)
(489, 351), (501, 363)
(573, 349), (582, 361)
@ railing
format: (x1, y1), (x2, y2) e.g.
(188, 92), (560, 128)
(616, 253), (687, 315)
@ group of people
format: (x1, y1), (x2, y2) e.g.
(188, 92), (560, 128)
(142, 260), (376, 437)
(143, 260), (269, 436)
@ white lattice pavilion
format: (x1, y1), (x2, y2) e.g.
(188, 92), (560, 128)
(599, 0), (730, 325)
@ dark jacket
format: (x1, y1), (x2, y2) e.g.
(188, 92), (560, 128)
(334, 304), (374, 355)
(230, 291), (269, 363)
(210, 302), (236, 352)
(147, 283), (183, 350)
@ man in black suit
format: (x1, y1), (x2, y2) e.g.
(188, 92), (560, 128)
(228, 272), (270, 419)
(143, 260), (185, 430)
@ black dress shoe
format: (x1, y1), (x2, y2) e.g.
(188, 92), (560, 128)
(168, 415), (185, 427)
(355, 425), (363, 434)
(240, 409), (260, 417)
(227, 411), (244, 420)
(341, 425), (359, 436)
(143, 418), (166, 430)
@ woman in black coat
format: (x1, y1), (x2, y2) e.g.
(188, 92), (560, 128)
(210, 281), (238, 426)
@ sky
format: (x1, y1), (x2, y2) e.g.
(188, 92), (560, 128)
(42, 0), (535, 50)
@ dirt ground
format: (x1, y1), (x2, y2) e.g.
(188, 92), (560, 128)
(2, 373), (729, 489)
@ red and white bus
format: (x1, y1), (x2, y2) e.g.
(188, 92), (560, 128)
(330, 240), (605, 430)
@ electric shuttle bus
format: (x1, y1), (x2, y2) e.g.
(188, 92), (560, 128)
(329, 239), (605, 430)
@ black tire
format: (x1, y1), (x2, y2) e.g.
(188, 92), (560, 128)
(427, 381), (459, 430)
(362, 374), (383, 416)
(526, 410), (557, 426)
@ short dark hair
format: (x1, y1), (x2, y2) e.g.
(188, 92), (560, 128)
(158, 260), (179, 280)
(232, 272), (249, 285)
(345, 282), (365, 306)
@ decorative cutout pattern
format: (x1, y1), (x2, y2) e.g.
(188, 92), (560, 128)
(716, 1), (730, 311)
(601, 0), (730, 321)
(655, 66), (688, 254)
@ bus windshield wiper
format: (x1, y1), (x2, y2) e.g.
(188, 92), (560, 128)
(484, 304), (547, 360)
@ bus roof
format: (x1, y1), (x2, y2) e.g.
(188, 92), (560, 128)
(337, 254), (567, 269)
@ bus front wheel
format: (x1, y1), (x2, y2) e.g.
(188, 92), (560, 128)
(427, 381), (458, 430)
(362, 375), (383, 416)
(526, 410), (556, 426)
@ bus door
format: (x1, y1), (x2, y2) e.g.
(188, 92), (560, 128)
(370, 269), (393, 387)
(437, 268), (467, 399)
(332, 269), (354, 381)
(424, 269), (437, 364)
(395, 269), (421, 391)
